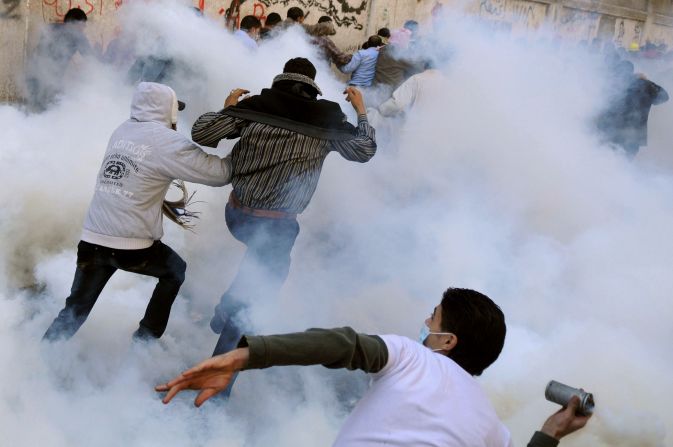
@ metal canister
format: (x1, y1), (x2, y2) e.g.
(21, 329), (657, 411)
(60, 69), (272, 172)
(545, 380), (595, 415)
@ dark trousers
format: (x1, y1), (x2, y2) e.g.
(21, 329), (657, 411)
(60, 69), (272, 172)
(211, 203), (300, 356)
(43, 240), (186, 341)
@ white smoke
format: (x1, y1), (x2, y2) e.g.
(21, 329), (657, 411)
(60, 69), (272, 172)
(1, 1), (672, 446)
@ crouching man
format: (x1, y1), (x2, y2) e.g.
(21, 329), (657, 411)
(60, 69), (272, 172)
(43, 82), (232, 342)
(157, 288), (590, 446)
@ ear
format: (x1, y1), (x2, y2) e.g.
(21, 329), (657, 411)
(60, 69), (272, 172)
(439, 333), (458, 353)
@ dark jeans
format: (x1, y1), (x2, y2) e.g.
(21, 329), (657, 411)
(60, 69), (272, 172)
(43, 240), (186, 341)
(211, 203), (300, 356)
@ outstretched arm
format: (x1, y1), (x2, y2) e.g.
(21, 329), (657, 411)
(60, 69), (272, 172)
(156, 327), (388, 406)
(191, 89), (250, 147)
(527, 396), (592, 447)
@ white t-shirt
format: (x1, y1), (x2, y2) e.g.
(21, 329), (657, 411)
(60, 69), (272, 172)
(333, 335), (512, 447)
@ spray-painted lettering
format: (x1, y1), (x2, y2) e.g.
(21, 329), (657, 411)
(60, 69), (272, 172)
(257, 0), (367, 30)
(1, 0), (21, 20)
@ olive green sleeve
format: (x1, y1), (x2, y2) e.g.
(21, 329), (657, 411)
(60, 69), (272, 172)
(237, 327), (389, 373)
(527, 431), (559, 447)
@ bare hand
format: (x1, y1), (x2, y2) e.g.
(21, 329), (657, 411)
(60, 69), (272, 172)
(344, 86), (366, 115)
(224, 88), (250, 108)
(155, 348), (250, 407)
(540, 396), (592, 440)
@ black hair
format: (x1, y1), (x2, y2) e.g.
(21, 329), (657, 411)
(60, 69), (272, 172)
(287, 7), (304, 21)
(367, 35), (382, 48)
(240, 15), (262, 31)
(318, 15), (332, 23)
(265, 12), (282, 27)
(377, 27), (390, 39)
(283, 57), (316, 79)
(64, 8), (87, 23)
(439, 288), (506, 376)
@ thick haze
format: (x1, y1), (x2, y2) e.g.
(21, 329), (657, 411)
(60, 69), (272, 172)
(1, 1), (672, 446)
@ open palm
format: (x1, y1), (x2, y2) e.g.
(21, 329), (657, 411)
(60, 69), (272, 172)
(156, 348), (249, 407)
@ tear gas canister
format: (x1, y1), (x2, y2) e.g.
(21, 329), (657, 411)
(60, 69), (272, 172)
(545, 380), (595, 415)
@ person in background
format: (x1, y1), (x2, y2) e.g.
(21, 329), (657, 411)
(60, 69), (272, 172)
(265, 12), (282, 28)
(279, 7), (330, 37)
(377, 27), (391, 44)
(310, 16), (352, 66)
(374, 59), (447, 117)
(283, 6), (305, 25)
(157, 287), (592, 447)
(234, 15), (262, 50)
(190, 58), (376, 366)
(25, 8), (93, 111)
(597, 60), (669, 158)
(42, 82), (232, 342)
(339, 35), (383, 87)
(372, 21), (425, 101)
(259, 12), (282, 39)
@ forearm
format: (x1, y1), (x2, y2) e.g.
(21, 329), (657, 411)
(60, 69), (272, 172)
(191, 111), (243, 147)
(331, 115), (377, 162)
(527, 431), (559, 447)
(333, 51), (353, 67)
(238, 327), (388, 373)
(339, 55), (361, 74)
(377, 97), (404, 117)
(167, 149), (232, 186)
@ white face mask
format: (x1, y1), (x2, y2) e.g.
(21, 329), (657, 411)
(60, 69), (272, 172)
(418, 323), (453, 351)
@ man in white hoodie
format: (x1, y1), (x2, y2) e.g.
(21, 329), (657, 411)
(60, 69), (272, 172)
(43, 82), (232, 341)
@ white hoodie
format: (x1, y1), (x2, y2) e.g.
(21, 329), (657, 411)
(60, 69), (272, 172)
(81, 82), (232, 249)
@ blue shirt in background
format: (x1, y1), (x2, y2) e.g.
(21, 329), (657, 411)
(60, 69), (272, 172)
(339, 47), (380, 87)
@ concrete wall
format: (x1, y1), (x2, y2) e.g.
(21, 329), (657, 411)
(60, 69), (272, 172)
(3, 0), (673, 103)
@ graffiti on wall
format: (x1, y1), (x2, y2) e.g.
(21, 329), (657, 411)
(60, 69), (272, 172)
(1, 0), (21, 19)
(477, 0), (546, 32)
(258, 0), (368, 29)
(613, 18), (643, 47)
(554, 7), (600, 41)
(41, 0), (123, 20)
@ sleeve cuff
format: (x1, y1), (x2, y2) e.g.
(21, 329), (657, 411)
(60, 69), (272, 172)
(528, 431), (559, 447)
(237, 335), (268, 369)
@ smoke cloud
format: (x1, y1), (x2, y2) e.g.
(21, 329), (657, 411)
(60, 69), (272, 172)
(1, 2), (672, 446)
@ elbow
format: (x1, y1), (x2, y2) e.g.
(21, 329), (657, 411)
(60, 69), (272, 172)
(358, 146), (377, 163)
(192, 133), (215, 148)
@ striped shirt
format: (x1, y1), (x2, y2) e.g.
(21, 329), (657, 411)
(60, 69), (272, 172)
(192, 112), (376, 214)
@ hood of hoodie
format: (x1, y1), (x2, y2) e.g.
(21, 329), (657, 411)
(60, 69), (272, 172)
(130, 82), (178, 127)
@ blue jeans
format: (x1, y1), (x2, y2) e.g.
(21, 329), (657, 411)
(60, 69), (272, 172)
(211, 203), (300, 356)
(43, 240), (186, 341)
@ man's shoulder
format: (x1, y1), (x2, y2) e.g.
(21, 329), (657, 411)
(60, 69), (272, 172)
(315, 98), (346, 115)
(378, 334), (421, 358)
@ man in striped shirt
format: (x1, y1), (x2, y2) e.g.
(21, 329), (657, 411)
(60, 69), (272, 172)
(192, 58), (377, 358)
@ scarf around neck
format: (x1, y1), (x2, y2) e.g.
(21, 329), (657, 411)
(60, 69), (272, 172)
(223, 84), (357, 141)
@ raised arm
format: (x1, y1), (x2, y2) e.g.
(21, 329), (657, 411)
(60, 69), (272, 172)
(330, 87), (377, 162)
(156, 327), (387, 406)
(191, 89), (250, 147)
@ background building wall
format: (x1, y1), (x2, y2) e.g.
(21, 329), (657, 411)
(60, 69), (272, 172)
(2, 0), (673, 103)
